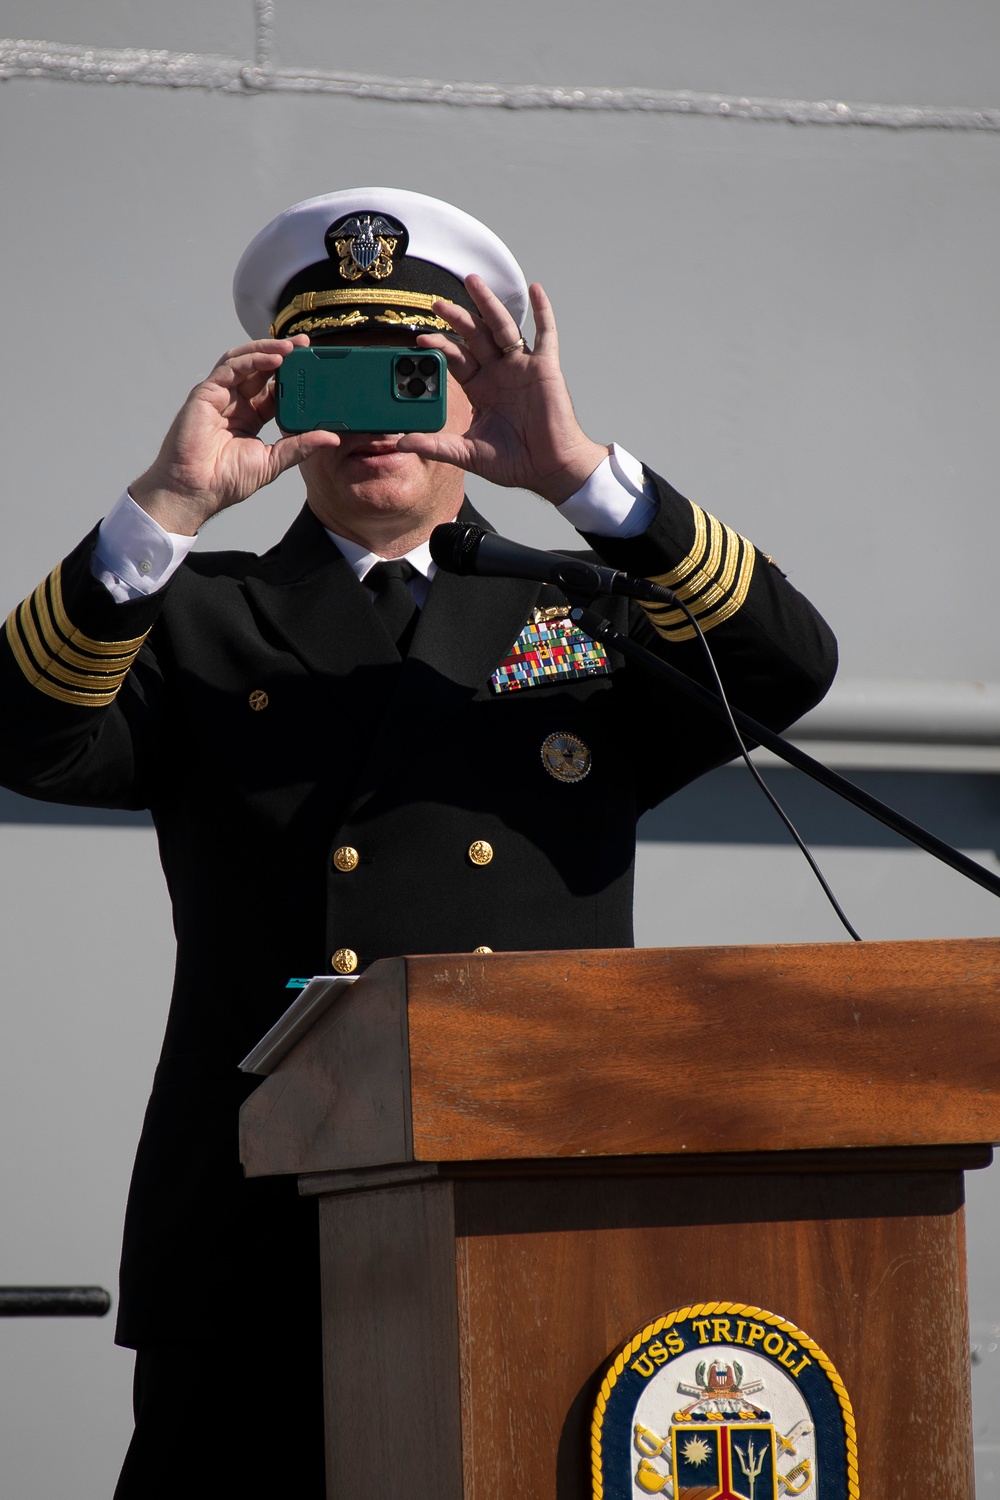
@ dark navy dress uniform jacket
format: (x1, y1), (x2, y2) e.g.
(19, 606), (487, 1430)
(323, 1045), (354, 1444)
(0, 471), (837, 1346)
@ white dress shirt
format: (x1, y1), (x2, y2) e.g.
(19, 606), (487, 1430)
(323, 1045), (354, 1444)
(91, 443), (656, 604)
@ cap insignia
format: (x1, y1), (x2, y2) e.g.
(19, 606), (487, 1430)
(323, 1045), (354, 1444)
(327, 213), (401, 282)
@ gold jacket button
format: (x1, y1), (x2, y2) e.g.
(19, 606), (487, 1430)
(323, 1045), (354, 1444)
(332, 845), (360, 872)
(473, 945), (493, 954)
(248, 689), (269, 712)
(331, 948), (358, 974)
(468, 839), (494, 866)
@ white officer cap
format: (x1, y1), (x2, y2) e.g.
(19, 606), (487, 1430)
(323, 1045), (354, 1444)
(233, 187), (529, 341)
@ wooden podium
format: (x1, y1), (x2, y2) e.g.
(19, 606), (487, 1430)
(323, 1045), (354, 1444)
(239, 939), (1000, 1498)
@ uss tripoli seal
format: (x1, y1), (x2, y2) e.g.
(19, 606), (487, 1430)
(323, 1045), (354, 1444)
(591, 1302), (858, 1500)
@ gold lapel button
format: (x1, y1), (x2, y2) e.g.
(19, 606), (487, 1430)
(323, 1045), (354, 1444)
(541, 731), (592, 783)
(331, 948), (358, 974)
(248, 690), (269, 712)
(473, 946), (493, 954)
(468, 840), (494, 866)
(332, 846), (360, 873)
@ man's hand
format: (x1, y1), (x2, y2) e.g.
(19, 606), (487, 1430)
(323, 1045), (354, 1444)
(130, 337), (341, 536)
(396, 277), (609, 506)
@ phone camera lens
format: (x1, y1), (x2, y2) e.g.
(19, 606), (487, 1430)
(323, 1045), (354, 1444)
(418, 357), (437, 376)
(406, 377), (427, 397)
(396, 357), (416, 376)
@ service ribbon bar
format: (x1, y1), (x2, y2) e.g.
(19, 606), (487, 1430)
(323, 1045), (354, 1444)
(491, 616), (611, 694)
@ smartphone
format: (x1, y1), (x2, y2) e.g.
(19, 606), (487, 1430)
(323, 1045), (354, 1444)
(274, 346), (447, 434)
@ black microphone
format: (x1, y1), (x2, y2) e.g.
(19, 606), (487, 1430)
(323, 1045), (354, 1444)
(429, 523), (677, 605)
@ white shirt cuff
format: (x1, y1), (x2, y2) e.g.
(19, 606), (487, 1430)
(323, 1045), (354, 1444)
(557, 443), (658, 538)
(92, 492), (197, 602)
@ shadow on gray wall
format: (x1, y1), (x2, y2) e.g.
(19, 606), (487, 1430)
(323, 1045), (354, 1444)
(0, 791), (149, 827)
(3, 767), (1000, 853)
(639, 766), (1000, 854)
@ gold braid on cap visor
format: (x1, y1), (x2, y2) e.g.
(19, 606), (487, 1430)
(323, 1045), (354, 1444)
(270, 288), (456, 337)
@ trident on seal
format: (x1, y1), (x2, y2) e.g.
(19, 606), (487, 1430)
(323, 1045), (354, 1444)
(735, 1436), (766, 1500)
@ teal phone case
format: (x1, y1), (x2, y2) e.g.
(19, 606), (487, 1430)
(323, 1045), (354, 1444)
(274, 347), (447, 434)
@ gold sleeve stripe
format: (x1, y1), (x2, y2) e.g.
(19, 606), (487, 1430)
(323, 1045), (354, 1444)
(20, 590), (141, 683)
(18, 599), (136, 690)
(34, 578), (137, 671)
(4, 563), (149, 707)
(652, 502), (709, 588)
(4, 612), (121, 705)
(47, 563), (149, 655)
(640, 502), (756, 642)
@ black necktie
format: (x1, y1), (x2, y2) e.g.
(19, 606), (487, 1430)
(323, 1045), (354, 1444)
(367, 559), (419, 655)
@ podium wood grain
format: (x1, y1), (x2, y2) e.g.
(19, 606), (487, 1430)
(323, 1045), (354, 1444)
(241, 939), (1000, 1177)
(458, 1166), (971, 1499)
(317, 1158), (972, 1499)
(235, 939), (999, 1498)
(403, 940), (1000, 1160)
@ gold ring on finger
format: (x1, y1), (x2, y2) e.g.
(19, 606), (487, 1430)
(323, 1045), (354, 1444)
(500, 338), (526, 355)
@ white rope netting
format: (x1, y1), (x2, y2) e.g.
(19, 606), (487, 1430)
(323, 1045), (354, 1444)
(2, 0), (997, 132)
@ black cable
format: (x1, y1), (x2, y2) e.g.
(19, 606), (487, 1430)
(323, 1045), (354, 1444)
(427, 519), (1000, 914)
(575, 602), (1000, 901)
(653, 590), (862, 941)
(569, 581), (862, 942)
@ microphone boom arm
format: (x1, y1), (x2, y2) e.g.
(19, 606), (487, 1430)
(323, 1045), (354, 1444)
(429, 521), (1000, 904)
(571, 604), (1000, 904)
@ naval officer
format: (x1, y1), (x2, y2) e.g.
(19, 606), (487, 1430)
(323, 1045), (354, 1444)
(0, 188), (837, 1495)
